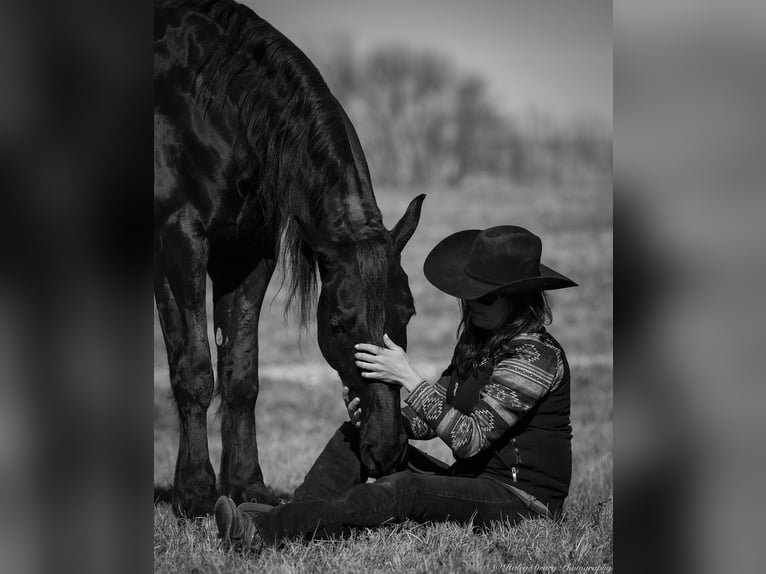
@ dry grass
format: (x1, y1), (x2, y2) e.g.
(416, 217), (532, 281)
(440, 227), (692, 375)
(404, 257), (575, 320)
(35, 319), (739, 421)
(154, 363), (612, 573)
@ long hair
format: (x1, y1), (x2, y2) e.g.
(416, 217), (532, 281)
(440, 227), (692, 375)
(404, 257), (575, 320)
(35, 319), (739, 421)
(356, 240), (388, 344)
(188, 0), (358, 328)
(453, 291), (552, 377)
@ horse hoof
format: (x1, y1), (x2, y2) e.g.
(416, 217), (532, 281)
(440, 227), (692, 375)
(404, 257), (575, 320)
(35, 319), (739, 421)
(171, 481), (217, 517)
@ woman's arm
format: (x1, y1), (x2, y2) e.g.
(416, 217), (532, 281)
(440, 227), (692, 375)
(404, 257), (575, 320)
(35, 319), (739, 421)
(401, 405), (436, 439)
(404, 338), (563, 459)
(353, 335), (457, 440)
(354, 334), (427, 392)
(354, 334), (563, 459)
(400, 372), (452, 439)
(345, 360), (451, 440)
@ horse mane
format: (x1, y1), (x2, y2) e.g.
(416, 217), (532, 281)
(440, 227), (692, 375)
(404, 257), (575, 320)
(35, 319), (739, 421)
(187, 0), (368, 328)
(356, 241), (388, 344)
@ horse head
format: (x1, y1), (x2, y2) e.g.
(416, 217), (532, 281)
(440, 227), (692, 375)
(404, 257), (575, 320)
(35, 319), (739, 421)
(295, 194), (425, 477)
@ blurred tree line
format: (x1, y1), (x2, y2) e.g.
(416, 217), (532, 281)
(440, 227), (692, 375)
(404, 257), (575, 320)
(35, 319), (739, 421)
(316, 42), (612, 187)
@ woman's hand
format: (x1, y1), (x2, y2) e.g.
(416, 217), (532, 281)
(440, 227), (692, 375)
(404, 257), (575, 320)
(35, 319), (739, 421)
(342, 386), (361, 429)
(354, 333), (425, 392)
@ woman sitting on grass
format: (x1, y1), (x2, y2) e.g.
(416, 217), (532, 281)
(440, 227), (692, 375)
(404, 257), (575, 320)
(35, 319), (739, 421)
(215, 225), (577, 553)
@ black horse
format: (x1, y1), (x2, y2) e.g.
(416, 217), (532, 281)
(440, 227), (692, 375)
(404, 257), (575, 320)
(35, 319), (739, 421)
(155, 0), (425, 516)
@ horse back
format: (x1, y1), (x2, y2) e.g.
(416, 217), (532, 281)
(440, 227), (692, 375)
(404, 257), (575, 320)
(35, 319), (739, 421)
(154, 0), (383, 281)
(154, 1), (249, 242)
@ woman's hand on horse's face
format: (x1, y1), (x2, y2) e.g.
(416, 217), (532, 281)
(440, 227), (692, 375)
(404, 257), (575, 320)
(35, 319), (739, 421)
(354, 334), (424, 392)
(342, 386), (362, 429)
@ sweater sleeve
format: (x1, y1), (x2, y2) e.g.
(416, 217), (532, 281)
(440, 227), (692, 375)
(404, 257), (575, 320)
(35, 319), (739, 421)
(401, 368), (452, 440)
(404, 338), (562, 459)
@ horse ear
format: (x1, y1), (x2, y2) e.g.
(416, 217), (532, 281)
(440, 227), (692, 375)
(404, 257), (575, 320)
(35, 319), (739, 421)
(391, 194), (426, 252)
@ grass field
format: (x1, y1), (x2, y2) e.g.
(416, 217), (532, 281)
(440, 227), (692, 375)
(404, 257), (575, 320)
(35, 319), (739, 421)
(154, 179), (613, 572)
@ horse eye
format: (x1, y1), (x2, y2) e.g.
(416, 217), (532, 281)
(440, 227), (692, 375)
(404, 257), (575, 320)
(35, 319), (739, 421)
(329, 318), (346, 334)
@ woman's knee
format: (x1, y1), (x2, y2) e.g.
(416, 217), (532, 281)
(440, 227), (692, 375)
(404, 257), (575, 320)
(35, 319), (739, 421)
(375, 471), (422, 503)
(376, 470), (418, 488)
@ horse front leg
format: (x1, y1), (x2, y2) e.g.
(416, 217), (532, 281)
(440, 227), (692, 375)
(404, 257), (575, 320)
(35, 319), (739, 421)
(213, 258), (278, 505)
(155, 226), (217, 517)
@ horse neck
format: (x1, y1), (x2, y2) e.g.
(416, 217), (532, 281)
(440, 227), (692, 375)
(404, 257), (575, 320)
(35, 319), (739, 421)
(315, 96), (386, 242)
(309, 157), (385, 243)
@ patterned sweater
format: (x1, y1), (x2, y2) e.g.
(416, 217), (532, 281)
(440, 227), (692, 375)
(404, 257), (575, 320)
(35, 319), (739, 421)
(402, 330), (572, 515)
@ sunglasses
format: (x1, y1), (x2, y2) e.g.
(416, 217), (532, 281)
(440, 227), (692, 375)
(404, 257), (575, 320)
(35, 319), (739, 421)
(470, 294), (504, 306)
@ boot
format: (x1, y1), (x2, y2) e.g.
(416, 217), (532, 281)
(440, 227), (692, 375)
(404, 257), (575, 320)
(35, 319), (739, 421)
(214, 496), (262, 553)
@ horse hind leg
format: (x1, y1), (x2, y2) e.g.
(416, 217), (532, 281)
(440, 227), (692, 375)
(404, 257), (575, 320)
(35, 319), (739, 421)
(213, 258), (278, 506)
(155, 225), (217, 516)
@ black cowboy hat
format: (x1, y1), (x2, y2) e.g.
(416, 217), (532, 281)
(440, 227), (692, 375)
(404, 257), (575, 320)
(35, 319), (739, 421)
(423, 225), (577, 300)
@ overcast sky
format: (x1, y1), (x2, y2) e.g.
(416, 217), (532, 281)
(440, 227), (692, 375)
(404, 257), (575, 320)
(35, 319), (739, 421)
(243, 0), (612, 128)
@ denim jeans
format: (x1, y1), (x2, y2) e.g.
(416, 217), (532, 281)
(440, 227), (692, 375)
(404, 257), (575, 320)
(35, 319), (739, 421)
(246, 422), (530, 546)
